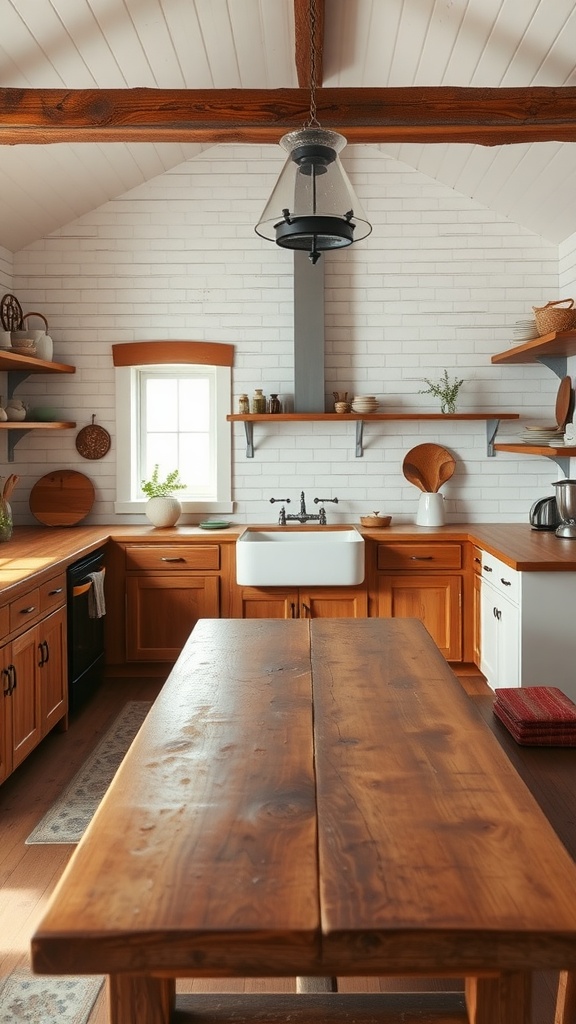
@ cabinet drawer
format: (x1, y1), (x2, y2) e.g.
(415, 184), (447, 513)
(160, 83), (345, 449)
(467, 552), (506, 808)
(9, 588), (41, 632)
(480, 550), (519, 603)
(40, 573), (66, 613)
(472, 545), (483, 575)
(377, 542), (462, 571)
(125, 545), (220, 571)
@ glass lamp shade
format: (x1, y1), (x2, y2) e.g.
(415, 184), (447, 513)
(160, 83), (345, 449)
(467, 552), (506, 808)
(255, 128), (371, 262)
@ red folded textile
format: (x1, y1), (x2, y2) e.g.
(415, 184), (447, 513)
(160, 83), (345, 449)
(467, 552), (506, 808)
(494, 686), (576, 725)
(493, 700), (576, 746)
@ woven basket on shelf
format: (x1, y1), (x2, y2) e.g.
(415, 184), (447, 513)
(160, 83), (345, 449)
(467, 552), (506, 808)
(532, 298), (576, 336)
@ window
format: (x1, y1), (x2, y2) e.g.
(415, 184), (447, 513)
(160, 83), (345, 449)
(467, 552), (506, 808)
(113, 341), (233, 516)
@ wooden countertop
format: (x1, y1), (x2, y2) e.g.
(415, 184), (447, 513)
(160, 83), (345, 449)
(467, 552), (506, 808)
(0, 522), (573, 601)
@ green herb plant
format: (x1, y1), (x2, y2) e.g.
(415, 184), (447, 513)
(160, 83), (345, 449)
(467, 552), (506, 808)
(418, 369), (464, 415)
(141, 465), (187, 498)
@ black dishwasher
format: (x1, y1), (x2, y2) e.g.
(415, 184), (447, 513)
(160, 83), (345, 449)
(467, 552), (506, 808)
(67, 548), (106, 712)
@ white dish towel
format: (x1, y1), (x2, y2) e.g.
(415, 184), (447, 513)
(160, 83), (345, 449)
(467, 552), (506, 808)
(87, 570), (106, 619)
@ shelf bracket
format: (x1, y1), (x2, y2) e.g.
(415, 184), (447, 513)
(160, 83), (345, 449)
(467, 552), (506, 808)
(243, 421), (254, 458)
(6, 429), (26, 463)
(549, 454), (572, 477)
(7, 370), (32, 400)
(538, 355), (567, 379)
(355, 420), (364, 458)
(486, 418), (501, 457)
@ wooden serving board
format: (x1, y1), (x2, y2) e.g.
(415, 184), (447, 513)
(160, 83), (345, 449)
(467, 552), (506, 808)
(29, 470), (95, 526)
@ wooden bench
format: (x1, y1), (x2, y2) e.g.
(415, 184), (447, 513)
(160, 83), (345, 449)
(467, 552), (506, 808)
(31, 618), (576, 1024)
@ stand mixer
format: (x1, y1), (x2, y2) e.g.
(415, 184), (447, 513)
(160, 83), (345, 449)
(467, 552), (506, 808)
(553, 480), (576, 538)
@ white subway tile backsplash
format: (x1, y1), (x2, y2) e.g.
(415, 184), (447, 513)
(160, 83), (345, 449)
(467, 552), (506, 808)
(5, 147), (571, 524)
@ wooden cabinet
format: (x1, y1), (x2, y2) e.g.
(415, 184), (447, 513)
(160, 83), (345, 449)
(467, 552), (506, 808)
(1, 571), (67, 782)
(237, 585), (368, 619)
(471, 545), (482, 668)
(123, 544), (221, 663)
(369, 541), (463, 662)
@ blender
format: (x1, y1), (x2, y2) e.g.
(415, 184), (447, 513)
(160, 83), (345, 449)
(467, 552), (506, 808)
(553, 480), (576, 538)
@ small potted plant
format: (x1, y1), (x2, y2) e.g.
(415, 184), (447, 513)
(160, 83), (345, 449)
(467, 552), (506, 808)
(418, 369), (464, 414)
(141, 465), (186, 527)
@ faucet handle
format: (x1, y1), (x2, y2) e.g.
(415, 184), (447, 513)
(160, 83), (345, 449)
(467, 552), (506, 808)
(313, 497), (339, 504)
(269, 497), (291, 503)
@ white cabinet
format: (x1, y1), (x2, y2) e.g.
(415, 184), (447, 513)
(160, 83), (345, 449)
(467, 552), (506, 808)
(480, 574), (520, 690)
(479, 549), (576, 701)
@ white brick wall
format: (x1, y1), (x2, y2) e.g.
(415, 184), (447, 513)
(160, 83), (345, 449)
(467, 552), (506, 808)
(6, 144), (568, 526)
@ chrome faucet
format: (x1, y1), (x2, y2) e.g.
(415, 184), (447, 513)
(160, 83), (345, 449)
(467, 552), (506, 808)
(270, 491), (338, 526)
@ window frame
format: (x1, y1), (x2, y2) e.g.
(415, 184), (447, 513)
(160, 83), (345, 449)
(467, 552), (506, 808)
(112, 341), (233, 517)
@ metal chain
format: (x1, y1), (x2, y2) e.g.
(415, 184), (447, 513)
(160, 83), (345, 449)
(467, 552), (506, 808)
(306, 0), (320, 127)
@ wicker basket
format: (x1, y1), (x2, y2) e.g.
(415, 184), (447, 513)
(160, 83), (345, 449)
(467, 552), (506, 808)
(532, 298), (576, 336)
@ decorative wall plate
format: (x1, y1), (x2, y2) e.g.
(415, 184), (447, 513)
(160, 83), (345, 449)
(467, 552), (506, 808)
(75, 415), (111, 460)
(0, 293), (23, 331)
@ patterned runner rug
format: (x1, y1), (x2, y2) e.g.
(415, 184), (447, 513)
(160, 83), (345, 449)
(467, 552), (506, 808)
(25, 701), (151, 844)
(0, 970), (103, 1024)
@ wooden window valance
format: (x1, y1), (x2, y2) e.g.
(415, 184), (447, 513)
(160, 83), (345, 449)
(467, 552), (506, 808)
(112, 341), (234, 367)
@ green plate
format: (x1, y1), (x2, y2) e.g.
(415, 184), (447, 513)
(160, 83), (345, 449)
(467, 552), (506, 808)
(199, 520), (231, 530)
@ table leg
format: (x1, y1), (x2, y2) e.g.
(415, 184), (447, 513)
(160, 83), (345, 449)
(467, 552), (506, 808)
(107, 974), (175, 1024)
(556, 971), (576, 1024)
(466, 973), (531, 1024)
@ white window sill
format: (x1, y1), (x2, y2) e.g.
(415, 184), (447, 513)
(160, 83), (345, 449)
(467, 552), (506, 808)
(114, 501), (234, 515)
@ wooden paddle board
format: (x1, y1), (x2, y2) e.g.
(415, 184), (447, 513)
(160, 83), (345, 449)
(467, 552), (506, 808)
(29, 470), (95, 526)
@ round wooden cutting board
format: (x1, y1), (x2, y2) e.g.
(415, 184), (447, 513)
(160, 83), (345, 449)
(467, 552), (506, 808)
(29, 470), (95, 526)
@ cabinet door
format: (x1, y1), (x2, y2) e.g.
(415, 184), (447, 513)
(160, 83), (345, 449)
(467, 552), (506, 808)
(9, 626), (42, 771)
(238, 588), (298, 619)
(39, 606), (67, 733)
(472, 571), (481, 667)
(299, 587), (368, 618)
(126, 575), (220, 661)
(376, 574), (462, 661)
(480, 578), (520, 690)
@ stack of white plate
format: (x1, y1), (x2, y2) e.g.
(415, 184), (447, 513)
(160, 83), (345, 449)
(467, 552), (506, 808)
(519, 424), (563, 444)
(351, 395), (380, 413)
(512, 318), (539, 341)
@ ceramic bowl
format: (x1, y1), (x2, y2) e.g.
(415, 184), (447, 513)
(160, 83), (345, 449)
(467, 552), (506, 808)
(360, 514), (392, 528)
(352, 401), (379, 413)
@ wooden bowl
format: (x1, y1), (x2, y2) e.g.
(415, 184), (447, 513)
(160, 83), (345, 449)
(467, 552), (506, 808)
(360, 515), (391, 528)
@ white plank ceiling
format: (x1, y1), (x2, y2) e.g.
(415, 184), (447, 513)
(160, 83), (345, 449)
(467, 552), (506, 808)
(1, 0), (576, 252)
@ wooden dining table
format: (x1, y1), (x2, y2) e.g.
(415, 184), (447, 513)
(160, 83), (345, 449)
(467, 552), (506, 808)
(32, 617), (576, 1024)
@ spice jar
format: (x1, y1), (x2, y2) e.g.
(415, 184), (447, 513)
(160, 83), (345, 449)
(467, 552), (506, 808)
(251, 389), (266, 413)
(268, 394), (281, 414)
(238, 393), (250, 414)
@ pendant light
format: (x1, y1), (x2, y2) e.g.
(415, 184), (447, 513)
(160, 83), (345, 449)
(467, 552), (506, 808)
(255, 0), (372, 264)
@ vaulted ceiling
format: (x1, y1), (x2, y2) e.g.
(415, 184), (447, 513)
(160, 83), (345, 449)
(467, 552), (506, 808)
(1, 0), (576, 252)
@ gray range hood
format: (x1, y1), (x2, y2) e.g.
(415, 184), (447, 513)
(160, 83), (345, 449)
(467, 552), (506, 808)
(293, 251), (325, 412)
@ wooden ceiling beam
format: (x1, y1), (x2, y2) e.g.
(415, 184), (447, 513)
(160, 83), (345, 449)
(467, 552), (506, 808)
(294, 0), (325, 89)
(1, 86), (576, 146)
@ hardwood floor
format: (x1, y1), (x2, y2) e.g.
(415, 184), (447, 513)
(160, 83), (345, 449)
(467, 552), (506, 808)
(0, 667), (559, 1022)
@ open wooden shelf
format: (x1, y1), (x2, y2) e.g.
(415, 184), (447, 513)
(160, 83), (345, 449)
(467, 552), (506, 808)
(227, 412), (519, 458)
(494, 442), (576, 474)
(0, 350), (77, 461)
(0, 350), (75, 374)
(491, 330), (576, 376)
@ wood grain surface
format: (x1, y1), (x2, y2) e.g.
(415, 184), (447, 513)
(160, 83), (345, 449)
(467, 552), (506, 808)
(33, 619), (576, 983)
(29, 470), (95, 526)
(33, 618), (319, 976)
(310, 619), (576, 974)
